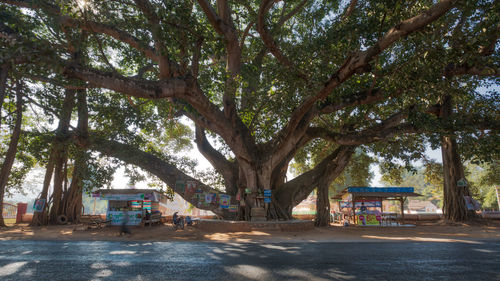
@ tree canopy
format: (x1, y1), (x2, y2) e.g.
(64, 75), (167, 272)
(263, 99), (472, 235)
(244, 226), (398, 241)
(0, 0), (498, 221)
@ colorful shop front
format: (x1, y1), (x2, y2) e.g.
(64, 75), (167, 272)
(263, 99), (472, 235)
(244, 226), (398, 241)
(94, 189), (168, 226)
(332, 187), (421, 225)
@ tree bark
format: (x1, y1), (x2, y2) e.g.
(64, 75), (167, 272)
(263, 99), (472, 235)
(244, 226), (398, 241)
(440, 95), (475, 222)
(30, 147), (55, 226)
(0, 87), (23, 227)
(44, 90), (76, 224)
(61, 157), (83, 223)
(48, 143), (69, 224)
(0, 64), (9, 128)
(315, 181), (330, 227)
(275, 146), (356, 218)
(60, 89), (88, 223)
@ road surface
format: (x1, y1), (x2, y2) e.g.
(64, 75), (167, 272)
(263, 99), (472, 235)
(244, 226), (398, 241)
(0, 240), (499, 280)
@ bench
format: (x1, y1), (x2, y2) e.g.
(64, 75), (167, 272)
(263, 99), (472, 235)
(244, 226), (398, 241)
(79, 215), (112, 229)
(143, 213), (162, 227)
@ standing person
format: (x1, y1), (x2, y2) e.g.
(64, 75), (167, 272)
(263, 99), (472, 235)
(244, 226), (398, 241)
(120, 209), (131, 236)
(360, 202), (367, 213)
(173, 212), (179, 225)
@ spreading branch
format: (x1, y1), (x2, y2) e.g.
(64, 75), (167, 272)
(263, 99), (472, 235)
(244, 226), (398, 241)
(276, 146), (355, 210)
(342, 0), (358, 20)
(86, 136), (228, 216)
(63, 63), (186, 99)
(257, 0), (308, 78)
(444, 64), (500, 77)
(1, 0), (159, 61)
(133, 0), (172, 77)
(195, 124), (238, 194)
(284, 0), (456, 142)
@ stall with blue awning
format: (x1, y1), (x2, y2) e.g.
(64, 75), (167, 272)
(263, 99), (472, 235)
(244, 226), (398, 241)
(332, 187), (422, 225)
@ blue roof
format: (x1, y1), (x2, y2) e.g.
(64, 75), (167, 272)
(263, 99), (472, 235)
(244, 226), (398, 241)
(347, 187), (414, 193)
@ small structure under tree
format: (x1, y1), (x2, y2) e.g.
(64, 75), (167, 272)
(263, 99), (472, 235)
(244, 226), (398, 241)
(332, 187), (421, 225)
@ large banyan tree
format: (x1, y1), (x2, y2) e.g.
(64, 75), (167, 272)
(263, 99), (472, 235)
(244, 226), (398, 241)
(0, 0), (498, 222)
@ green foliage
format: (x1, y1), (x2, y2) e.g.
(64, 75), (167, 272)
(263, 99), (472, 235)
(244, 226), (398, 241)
(1, 0), (498, 210)
(381, 159), (500, 209)
(466, 161), (500, 210)
(380, 162), (443, 207)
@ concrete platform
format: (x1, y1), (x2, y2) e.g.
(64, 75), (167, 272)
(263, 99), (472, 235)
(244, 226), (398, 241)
(195, 219), (314, 232)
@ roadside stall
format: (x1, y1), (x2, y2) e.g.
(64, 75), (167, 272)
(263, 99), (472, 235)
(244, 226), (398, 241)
(94, 189), (169, 226)
(332, 187), (421, 226)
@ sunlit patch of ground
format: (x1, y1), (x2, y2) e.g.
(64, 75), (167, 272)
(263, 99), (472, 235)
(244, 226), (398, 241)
(204, 231), (271, 242)
(0, 221), (499, 242)
(360, 235), (485, 244)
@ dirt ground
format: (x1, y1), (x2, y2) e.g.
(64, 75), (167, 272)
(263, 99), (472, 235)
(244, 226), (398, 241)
(1, 220), (499, 243)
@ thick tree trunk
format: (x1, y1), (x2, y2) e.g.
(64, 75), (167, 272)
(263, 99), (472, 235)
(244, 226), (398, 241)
(440, 95), (475, 222)
(31, 148), (55, 226)
(45, 90), (76, 224)
(0, 89), (23, 227)
(60, 89), (88, 223)
(61, 162), (83, 223)
(0, 64), (9, 128)
(275, 146), (355, 220)
(48, 149), (68, 224)
(315, 182), (330, 227)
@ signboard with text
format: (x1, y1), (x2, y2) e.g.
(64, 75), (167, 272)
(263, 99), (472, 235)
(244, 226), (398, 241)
(106, 211), (142, 225)
(357, 214), (381, 226)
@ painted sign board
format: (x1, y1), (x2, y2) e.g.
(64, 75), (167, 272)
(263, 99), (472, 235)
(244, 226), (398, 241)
(185, 181), (197, 196)
(205, 193), (216, 204)
(219, 194), (230, 208)
(106, 211), (142, 225)
(357, 214), (381, 226)
(33, 199), (46, 212)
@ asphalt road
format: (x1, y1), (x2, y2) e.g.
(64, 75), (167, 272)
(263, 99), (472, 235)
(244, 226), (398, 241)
(0, 240), (499, 281)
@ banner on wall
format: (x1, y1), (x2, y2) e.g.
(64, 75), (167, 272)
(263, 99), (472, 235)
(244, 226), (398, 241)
(355, 201), (381, 208)
(106, 211), (142, 225)
(357, 214), (381, 226)
(100, 193), (145, 201)
(340, 201), (352, 208)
